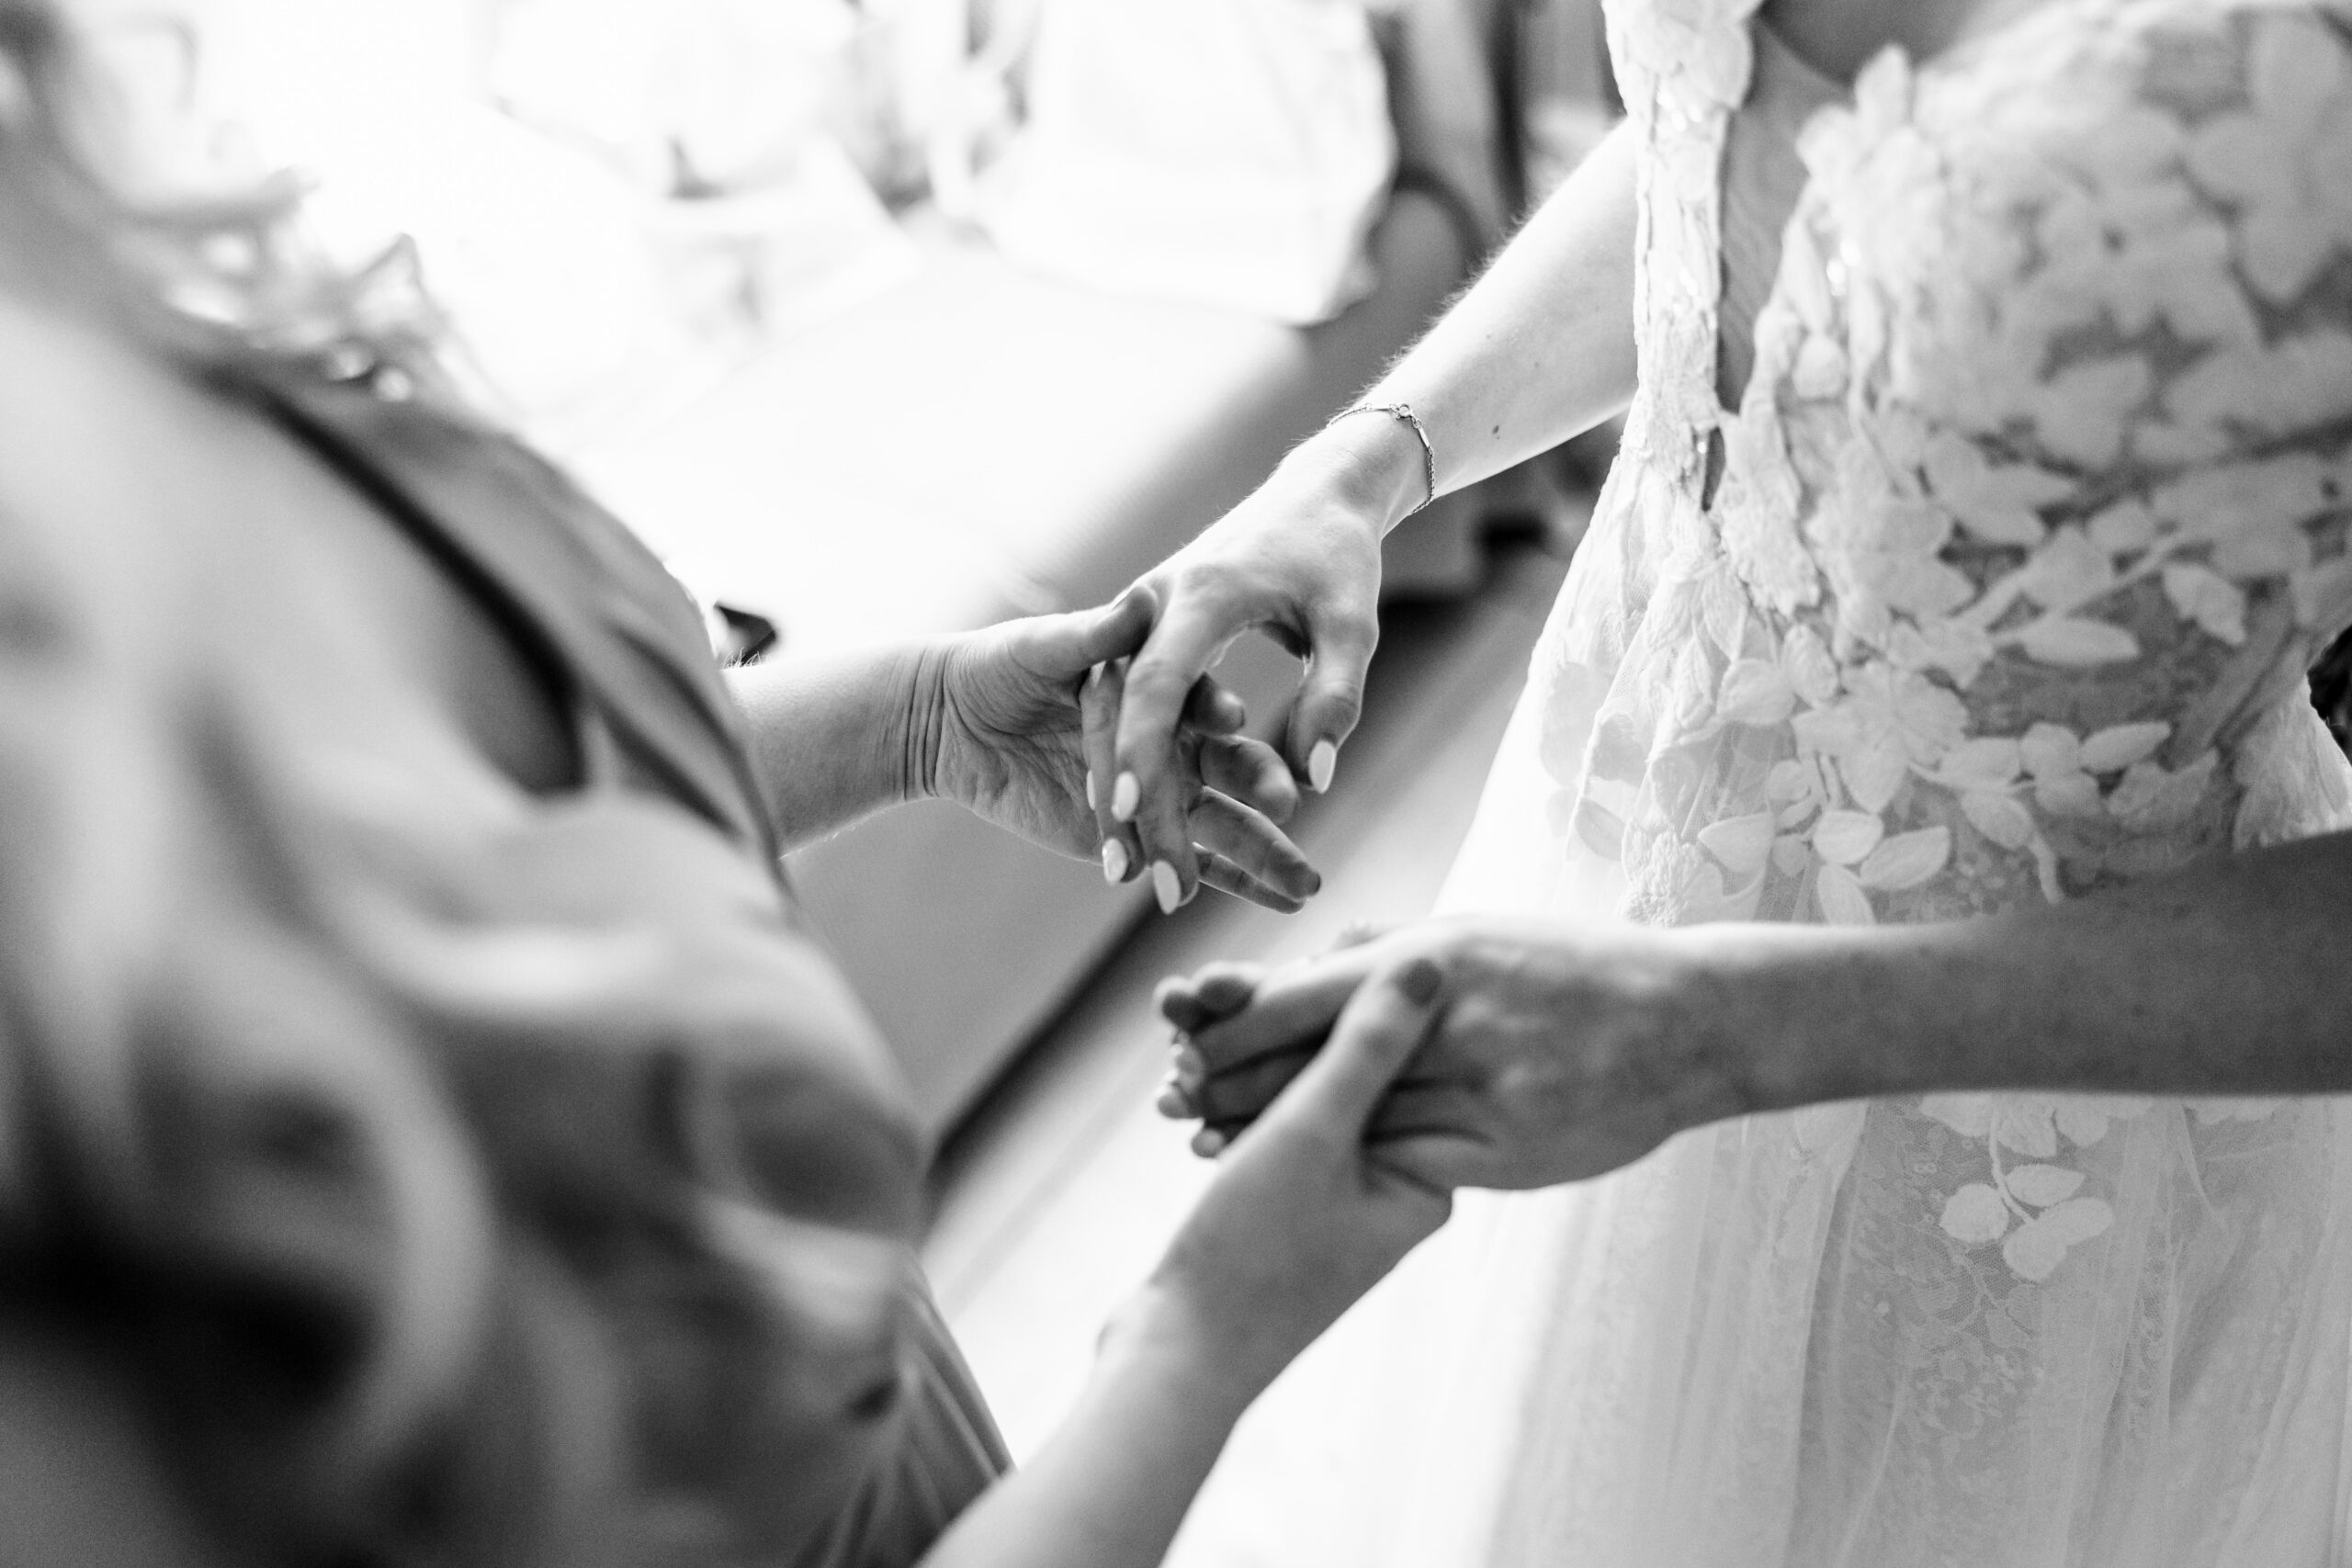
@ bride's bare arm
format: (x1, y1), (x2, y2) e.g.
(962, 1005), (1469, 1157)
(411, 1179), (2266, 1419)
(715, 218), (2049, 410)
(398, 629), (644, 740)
(1103, 124), (1642, 912)
(1358, 118), (1644, 497)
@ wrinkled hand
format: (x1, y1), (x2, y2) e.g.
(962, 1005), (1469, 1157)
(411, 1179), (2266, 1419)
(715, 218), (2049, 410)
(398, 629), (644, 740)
(1104, 442), (1390, 910)
(1146, 953), (1454, 1387)
(1155, 918), (1754, 1190)
(926, 589), (1320, 913)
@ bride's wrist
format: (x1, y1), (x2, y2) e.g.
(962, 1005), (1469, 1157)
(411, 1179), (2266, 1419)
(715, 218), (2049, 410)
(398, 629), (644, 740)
(1670, 925), (1892, 1116)
(1283, 412), (1433, 536)
(1101, 1280), (1282, 1422)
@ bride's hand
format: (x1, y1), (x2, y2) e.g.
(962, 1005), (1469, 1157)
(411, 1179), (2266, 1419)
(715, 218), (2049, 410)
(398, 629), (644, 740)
(924, 590), (1321, 913)
(1137, 955), (1453, 1391)
(1104, 419), (1421, 911)
(1158, 919), (1756, 1190)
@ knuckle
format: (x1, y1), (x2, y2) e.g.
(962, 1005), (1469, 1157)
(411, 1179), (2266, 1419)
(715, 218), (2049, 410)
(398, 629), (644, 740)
(1317, 603), (1379, 649)
(1309, 671), (1366, 710)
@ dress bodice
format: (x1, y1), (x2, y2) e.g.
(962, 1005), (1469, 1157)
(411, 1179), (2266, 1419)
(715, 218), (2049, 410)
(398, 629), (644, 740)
(1560, 0), (2352, 932)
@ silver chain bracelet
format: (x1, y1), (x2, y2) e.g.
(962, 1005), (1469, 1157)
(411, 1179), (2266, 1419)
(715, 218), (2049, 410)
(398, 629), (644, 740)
(1330, 401), (1439, 516)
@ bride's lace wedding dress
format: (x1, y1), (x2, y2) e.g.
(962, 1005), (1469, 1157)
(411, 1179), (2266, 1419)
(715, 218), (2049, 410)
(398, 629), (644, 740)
(1170, 2), (2352, 1563)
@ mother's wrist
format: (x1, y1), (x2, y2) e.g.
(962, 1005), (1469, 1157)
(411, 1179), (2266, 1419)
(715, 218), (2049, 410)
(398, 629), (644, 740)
(898, 638), (955, 807)
(1669, 925), (1892, 1116)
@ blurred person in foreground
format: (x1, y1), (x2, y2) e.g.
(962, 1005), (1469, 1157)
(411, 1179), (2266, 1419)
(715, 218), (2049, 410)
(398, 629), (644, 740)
(0, 4), (1464, 1565)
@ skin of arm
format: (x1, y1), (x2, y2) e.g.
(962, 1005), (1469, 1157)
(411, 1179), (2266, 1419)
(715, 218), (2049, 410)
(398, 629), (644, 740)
(915, 960), (1454, 1568)
(1716, 828), (2352, 1111)
(1161, 829), (2352, 1190)
(729, 642), (932, 852)
(1103, 122), (1642, 910)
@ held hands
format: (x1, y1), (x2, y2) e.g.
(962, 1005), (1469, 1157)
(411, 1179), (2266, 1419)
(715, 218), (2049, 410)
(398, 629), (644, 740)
(1138, 955), (1455, 1391)
(1157, 919), (1757, 1191)
(922, 588), (1321, 912)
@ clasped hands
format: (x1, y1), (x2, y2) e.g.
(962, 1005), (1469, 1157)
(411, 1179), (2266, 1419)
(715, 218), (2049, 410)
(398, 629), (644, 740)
(922, 585), (1320, 911)
(1155, 919), (1759, 1192)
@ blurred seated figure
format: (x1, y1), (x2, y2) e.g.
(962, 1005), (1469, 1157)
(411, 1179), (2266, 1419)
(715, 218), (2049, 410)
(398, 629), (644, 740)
(0, 5), (1448, 1564)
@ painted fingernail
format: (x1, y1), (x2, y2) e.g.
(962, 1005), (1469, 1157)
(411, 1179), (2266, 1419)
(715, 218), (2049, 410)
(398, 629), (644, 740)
(1192, 1126), (1228, 1158)
(1156, 1080), (1193, 1118)
(1398, 957), (1443, 1005)
(1173, 1044), (1205, 1090)
(1112, 772), (1140, 821)
(1151, 860), (1182, 914)
(1308, 739), (1338, 794)
(1085, 769), (1098, 809)
(1102, 839), (1130, 884)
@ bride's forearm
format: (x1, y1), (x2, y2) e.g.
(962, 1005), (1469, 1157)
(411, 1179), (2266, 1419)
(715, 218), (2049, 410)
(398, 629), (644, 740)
(1701, 830), (2352, 1111)
(915, 1286), (1265, 1568)
(1302, 118), (1639, 534)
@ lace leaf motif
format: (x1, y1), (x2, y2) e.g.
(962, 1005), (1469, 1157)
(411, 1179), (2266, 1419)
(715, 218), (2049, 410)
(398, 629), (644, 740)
(1700, 9), (2352, 951)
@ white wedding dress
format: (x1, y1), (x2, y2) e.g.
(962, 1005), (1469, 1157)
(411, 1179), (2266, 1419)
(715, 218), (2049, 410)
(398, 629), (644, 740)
(1170, 2), (2352, 1563)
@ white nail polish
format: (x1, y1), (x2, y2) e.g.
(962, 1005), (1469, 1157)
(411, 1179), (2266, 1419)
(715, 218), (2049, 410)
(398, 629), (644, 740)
(1308, 739), (1338, 794)
(1112, 772), (1140, 821)
(1085, 769), (1098, 809)
(1102, 840), (1129, 884)
(1151, 860), (1182, 914)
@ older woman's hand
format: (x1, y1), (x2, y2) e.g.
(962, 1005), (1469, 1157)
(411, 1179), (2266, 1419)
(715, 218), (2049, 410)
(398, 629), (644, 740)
(1157, 918), (1758, 1190)
(923, 589), (1321, 914)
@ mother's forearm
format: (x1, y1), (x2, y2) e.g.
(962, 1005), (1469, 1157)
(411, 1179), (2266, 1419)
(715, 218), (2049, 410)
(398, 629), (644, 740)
(1697, 830), (2352, 1111)
(727, 642), (936, 852)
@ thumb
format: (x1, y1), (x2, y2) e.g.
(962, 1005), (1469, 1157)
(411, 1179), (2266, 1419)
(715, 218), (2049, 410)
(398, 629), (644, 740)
(1285, 605), (1376, 794)
(1067, 583), (1159, 671)
(1002, 585), (1159, 682)
(1259, 956), (1443, 1141)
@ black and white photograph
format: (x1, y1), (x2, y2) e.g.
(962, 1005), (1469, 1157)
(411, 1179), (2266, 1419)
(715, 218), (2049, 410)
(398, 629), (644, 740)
(4, 1), (2352, 1563)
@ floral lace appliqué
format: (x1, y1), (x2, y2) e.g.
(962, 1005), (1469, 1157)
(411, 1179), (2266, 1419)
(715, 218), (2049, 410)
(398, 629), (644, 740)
(1551, 0), (2352, 1287)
